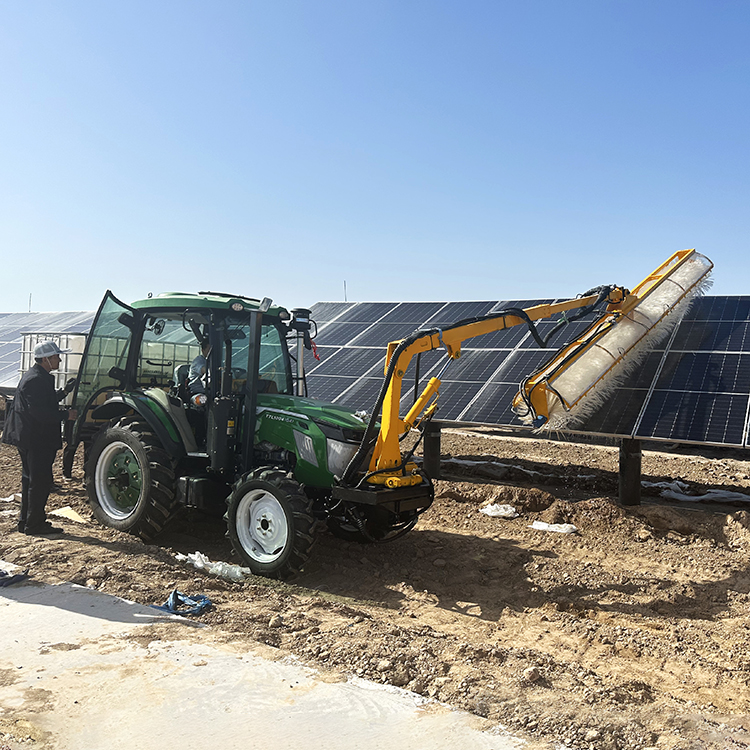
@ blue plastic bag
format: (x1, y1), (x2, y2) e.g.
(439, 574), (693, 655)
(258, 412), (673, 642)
(152, 589), (211, 615)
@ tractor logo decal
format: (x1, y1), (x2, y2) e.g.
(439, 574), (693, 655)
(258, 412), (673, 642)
(256, 406), (309, 421)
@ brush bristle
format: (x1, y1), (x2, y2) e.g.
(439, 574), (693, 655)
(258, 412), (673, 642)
(540, 271), (712, 432)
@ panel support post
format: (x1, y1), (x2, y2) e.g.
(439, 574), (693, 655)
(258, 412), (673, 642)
(423, 421), (442, 480)
(619, 438), (642, 506)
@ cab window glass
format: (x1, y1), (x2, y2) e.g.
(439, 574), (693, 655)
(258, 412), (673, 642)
(137, 317), (199, 388)
(75, 293), (133, 412)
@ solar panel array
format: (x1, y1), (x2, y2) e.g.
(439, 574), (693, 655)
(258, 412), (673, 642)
(306, 296), (750, 449)
(3, 298), (749, 449)
(0, 311), (94, 391)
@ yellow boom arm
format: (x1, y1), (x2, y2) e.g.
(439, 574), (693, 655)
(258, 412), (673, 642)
(366, 291), (623, 487)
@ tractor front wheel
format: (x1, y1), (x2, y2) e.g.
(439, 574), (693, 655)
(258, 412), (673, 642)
(86, 416), (176, 540)
(226, 468), (316, 579)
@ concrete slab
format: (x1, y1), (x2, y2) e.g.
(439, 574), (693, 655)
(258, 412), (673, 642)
(0, 577), (526, 750)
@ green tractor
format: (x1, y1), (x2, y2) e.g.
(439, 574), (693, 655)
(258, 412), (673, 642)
(65, 291), (434, 578)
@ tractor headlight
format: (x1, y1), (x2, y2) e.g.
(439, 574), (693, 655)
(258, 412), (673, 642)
(293, 430), (318, 467)
(326, 438), (359, 478)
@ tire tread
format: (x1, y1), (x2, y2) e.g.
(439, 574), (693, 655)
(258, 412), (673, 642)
(86, 417), (177, 541)
(226, 466), (316, 579)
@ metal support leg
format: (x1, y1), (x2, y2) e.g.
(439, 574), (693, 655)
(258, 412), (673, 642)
(619, 438), (642, 506)
(423, 422), (442, 480)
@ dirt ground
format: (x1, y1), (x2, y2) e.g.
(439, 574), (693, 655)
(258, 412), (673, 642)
(3, 430), (750, 750)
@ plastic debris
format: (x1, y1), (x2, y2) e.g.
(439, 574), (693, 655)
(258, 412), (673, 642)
(479, 503), (520, 519)
(643, 480), (750, 504)
(530, 520), (578, 534)
(152, 589), (212, 616)
(49, 506), (87, 523)
(175, 551), (253, 582)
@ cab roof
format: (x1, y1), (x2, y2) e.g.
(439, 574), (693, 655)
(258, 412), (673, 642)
(130, 292), (289, 318)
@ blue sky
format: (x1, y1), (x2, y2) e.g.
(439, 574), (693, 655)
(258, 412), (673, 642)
(1, 1), (748, 313)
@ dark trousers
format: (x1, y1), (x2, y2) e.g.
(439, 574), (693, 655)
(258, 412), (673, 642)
(18, 445), (58, 531)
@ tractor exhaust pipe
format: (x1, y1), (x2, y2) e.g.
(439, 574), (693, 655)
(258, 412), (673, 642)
(291, 308), (312, 397)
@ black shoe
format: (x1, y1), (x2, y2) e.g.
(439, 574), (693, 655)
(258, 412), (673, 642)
(17, 521), (26, 533)
(25, 523), (63, 536)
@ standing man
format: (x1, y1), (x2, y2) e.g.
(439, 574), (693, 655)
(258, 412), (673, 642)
(2, 341), (76, 535)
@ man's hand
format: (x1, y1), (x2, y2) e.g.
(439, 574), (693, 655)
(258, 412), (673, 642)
(63, 377), (77, 395)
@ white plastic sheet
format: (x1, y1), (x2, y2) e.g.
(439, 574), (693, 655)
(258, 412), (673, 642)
(479, 503), (519, 519)
(643, 480), (750, 504)
(529, 520), (578, 534)
(175, 551), (253, 582)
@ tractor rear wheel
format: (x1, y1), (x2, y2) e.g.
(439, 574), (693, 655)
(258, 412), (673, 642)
(86, 416), (176, 540)
(226, 467), (316, 579)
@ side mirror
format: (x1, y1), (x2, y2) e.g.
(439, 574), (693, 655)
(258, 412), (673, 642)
(118, 313), (135, 329)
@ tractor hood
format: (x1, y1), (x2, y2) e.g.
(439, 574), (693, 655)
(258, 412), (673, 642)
(256, 392), (368, 434)
(255, 392), (370, 488)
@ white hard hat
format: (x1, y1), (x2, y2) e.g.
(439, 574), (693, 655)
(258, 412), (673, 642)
(34, 340), (71, 359)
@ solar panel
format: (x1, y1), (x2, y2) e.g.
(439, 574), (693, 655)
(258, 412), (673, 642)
(572, 387), (648, 436)
(637, 391), (748, 445)
(467, 325), (533, 349)
(460, 382), (525, 424)
(308, 302), (356, 323)
(517, 318), (597, 348)
(425, 301), (497, 325)
(335, 378), (384, 410)
(333, 302), (398, 324)
(305, 375), (358, 403)
(441, 350), (510, 382)
(307, 347), (384, 376)
(349, 323), (424, 348)
(314, 321), (372, 347)
(378, 302), (445, 324)
(434, 381), (488, 421)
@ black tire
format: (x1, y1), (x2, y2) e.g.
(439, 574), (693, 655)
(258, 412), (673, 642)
(226, 467), (316, 579)
(86, 416), (176, 541)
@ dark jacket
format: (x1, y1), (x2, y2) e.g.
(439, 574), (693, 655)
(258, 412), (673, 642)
(2, 364), (65, 450)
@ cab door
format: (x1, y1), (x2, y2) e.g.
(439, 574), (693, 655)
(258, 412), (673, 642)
(69, 291), (138, 446)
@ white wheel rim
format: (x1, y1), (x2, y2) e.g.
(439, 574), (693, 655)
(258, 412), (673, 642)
(235, 489), (289, 564)
(94, 441), (144, 519)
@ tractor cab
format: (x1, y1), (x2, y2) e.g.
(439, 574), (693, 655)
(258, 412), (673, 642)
(68, 291), (295, 464)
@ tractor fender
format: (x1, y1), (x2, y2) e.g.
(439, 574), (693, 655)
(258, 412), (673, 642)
(90, 392), (186, 459)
